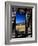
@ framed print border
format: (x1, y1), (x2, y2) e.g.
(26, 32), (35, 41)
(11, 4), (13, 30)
(5, 1), (37, 44)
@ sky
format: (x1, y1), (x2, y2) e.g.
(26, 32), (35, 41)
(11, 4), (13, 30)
(16, 11), (26, 24)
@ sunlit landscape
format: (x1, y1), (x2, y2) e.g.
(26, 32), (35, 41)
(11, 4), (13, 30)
(16, 24), (25, 31)
(11, 7), (32, 38)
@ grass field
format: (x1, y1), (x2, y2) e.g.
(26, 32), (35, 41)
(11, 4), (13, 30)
(16, 24), (26, 31)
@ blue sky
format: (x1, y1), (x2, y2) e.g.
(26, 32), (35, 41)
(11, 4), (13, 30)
(16, 12), (26, 24)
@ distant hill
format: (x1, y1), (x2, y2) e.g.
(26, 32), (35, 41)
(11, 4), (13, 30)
(16, 22), (25, 25)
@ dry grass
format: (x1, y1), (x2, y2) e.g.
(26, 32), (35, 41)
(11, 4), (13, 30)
(16, 24), (26, 31)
